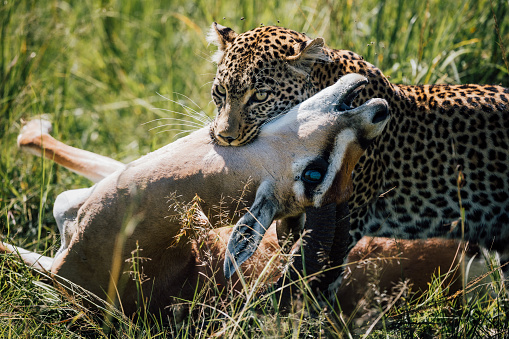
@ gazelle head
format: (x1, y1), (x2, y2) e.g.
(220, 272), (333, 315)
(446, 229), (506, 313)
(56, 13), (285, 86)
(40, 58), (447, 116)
(224, 73), (390, 279)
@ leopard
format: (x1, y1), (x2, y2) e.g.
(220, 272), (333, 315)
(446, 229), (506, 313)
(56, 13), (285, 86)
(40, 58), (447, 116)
(206, 23), (509, 278)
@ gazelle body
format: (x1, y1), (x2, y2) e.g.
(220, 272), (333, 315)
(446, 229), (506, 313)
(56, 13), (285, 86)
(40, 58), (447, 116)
(2, 74), (390, 317)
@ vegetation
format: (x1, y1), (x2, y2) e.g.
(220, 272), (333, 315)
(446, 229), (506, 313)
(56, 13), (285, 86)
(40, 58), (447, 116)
(1, 0), (508, 337)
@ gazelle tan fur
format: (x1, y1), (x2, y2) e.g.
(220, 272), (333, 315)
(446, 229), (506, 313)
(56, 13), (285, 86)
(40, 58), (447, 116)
(12, 122), (485, 322)
(211, 226), (486, 322)
(1, 74), (390, 317)
(17, 118), (125, 183)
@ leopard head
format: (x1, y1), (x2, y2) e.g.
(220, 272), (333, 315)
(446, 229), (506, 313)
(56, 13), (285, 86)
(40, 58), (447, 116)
(207, 23), (329, 146)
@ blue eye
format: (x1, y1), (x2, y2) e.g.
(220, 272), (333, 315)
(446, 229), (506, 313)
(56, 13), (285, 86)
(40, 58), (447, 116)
(302, 169), (324, 184)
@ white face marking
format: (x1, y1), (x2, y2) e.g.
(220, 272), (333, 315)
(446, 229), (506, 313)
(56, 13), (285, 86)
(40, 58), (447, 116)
(290, 129), (356, 208)
(313, 129), (356, 207)
(291, 156), (320, 205)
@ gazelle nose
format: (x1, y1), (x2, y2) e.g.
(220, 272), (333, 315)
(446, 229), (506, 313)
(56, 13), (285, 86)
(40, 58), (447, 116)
(371, 101), (390, 124)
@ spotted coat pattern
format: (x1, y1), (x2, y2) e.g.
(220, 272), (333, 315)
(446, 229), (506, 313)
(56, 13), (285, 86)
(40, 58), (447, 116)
(208, 24), (509, 263)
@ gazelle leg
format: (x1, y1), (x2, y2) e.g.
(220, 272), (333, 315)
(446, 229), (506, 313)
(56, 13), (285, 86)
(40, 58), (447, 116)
(16, 118), (125, 259)
(17, 118), (125, 183)
(0, 241), (54, 272)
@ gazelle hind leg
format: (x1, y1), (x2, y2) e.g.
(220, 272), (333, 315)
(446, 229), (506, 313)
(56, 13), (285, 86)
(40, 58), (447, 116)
(53, 187), (97, 256)
(17, 118), (125, 182)
(15, 118), (124, 263)
(0, 241), (53, 272)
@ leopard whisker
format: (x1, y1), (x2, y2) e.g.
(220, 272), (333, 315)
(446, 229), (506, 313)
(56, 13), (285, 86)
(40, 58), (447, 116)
(156, 92), (212, 123)
(148, 121), (204, 132)
(153, 129), (194, 139)
(150, 108), (210, 125)
(173, 92), (213, 121)
(201, 80), (215, 89)
(143, 117), (207, 127)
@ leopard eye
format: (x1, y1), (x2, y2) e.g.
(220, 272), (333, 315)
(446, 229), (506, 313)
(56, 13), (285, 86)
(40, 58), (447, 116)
(252, 90), (269, 103)
(215, 84), (227, 96)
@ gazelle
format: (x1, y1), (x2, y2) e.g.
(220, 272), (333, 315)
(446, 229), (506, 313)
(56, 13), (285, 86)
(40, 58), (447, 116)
(2, 74), (390, 317)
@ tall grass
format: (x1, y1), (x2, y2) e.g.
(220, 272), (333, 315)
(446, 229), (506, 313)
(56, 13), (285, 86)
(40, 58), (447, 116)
(1, 0), (508, 337)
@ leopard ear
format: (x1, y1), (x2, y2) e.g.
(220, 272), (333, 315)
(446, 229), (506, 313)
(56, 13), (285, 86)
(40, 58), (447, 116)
(207, 23), (238, 63)
(207, 22), (238, 49)
(285, 38), (328, 76)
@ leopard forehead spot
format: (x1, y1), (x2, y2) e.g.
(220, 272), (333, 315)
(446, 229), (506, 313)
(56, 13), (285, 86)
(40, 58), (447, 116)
(216, 26), (307, 91)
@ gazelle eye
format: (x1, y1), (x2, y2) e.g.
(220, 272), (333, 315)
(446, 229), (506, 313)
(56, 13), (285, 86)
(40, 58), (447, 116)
(252, 90), (269, 103)
(215, 84), (227, 96)
(300, 158), (328, 185)
(302, 169), (324, 184)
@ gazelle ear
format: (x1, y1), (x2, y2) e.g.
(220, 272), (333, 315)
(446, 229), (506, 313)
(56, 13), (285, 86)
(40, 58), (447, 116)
(285, 38), (328, 76)
(224, 181), (278, 279)
(207, 22), (238, 63)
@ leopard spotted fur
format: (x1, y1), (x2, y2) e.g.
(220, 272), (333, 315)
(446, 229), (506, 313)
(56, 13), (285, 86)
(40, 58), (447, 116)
(207, 23), (509, 268)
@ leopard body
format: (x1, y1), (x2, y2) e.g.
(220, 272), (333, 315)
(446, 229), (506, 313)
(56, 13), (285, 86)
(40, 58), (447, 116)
(207, 23), (509, 264)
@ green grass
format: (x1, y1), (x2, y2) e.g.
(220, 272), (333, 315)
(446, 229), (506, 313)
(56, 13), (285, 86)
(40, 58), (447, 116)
(1, 0), (508, 337)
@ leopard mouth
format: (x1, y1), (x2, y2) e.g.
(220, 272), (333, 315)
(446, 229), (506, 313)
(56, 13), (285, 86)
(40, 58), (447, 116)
(210, 125), (254, 146)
